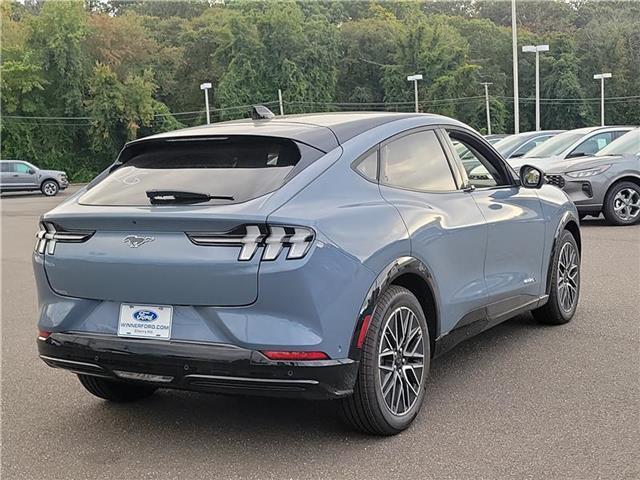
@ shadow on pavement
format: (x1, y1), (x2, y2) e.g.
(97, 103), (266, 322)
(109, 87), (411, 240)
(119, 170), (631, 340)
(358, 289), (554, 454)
(51, 313), (541, 442)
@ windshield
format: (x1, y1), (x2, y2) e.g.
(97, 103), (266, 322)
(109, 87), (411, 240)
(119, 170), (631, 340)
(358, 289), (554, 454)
(596, 129), (640, 156)
(493, 135), (528, 156)
(79, 136), (322, 206)
(523, 131), (585, 158)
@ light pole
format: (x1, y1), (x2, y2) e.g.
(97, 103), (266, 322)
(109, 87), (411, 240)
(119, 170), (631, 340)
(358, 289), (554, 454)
(407, 74), (423, 113)
(522, 44), (549, 131)
(480, 82), (493, 135)
(593, 73), (612, 126)
(200, 82), (212, 124)
(511, 0), (520, 134)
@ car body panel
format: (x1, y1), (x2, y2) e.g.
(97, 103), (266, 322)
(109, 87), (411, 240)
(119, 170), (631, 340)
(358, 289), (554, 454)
(545, 153), (640, 212)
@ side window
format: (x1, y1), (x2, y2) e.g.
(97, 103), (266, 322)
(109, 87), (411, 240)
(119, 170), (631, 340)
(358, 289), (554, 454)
(354, 150), (378, 181)
(380, 130), (456, 192)
(569, 132), (614, 157)
(446, 131), (509, 188)
(0, 163), (14, 173)
(14, 163), (31, 174)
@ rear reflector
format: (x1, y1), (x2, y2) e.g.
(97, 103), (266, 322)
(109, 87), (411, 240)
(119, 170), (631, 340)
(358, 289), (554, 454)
(37, 330), (51, 341)
(262, 351), (329, 361)
(113, 371), (174, 383)
(356, 314), (372, 349)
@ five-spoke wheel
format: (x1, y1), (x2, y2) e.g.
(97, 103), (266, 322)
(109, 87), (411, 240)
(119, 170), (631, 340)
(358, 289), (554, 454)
(604, 181), (640, 226)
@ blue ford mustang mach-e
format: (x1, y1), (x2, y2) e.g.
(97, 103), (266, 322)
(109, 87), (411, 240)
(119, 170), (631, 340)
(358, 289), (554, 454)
(34, 111), (581, 435)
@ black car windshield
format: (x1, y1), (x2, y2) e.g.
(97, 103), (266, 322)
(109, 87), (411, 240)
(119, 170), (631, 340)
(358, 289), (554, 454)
(79, 136), (322, 206)
(523, 131), (585, 158)
(596, 129), (640, 156)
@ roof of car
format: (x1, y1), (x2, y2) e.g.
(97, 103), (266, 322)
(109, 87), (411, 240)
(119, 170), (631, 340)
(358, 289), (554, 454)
(133, 112), (463, 152)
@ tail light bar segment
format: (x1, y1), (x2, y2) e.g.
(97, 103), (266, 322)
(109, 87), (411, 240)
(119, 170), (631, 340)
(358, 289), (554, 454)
(187, 224), (314, 261)
(35, 222), (95, 255)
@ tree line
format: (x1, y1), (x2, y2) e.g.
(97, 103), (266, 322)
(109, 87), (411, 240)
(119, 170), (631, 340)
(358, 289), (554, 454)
(2, 0), (639, 181)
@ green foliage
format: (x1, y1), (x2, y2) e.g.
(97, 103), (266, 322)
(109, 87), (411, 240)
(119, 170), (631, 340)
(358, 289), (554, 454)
(1, 0), (639, 181)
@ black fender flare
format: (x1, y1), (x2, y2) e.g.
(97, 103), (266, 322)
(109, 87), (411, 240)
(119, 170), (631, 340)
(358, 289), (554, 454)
(347, 256), (440, 360)
(545, 210), (581, 294)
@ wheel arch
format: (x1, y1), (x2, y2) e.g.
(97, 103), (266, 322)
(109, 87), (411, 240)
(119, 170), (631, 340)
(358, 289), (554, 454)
(605, 175), (640, 198)
(348, 256), (440, 360)
(41, 177), (59, 188)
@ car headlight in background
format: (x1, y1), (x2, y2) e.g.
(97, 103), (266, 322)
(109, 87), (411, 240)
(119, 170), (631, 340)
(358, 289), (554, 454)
(566, 165), (611, 178)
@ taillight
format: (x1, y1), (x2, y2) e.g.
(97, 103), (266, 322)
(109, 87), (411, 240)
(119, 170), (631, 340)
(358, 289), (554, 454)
(35, 221), (95, 255)
(37, 330), (51, 341)
(262, 351), (329, 361)
(187, 224), (314, 262)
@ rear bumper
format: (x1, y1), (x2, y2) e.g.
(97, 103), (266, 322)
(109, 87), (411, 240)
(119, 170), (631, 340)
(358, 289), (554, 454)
(38, 333), (358, 400)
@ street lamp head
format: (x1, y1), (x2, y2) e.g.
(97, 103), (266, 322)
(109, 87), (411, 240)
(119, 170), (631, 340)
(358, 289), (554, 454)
(523, 45), (550, 53)
(593, 73), (612, 80)
(407, 74), (423, 82)
(200, 82), (212, 90)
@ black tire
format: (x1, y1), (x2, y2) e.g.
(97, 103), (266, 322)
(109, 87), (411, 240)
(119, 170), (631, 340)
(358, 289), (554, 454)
(533, 230), (580, 325)
(340, 286), (431, 435)
(603, 181), (640, 226)
(41, 179), (59, 197)
(78, 374), (157, 402)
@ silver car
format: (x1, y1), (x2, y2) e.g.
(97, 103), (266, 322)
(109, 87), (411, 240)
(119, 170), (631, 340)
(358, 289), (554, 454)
(511, 126), (635, 172)
(544, 129), (640, 225)
(0, 160), (68, 196)
(493, 130), (564, 160)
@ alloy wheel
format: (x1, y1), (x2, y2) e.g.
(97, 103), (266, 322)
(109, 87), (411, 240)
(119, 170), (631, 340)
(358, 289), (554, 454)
(613, 188), (640, 222)
(43, 182), (58, 196)
(378, 306), (425, 416)
(557, 242), (579, 313)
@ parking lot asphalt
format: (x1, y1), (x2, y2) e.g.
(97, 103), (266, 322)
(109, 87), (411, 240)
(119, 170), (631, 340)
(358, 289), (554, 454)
(1, 186), (638, 480)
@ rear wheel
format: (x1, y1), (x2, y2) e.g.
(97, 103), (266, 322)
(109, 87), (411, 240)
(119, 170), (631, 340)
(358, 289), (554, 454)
(41, 180), (59, 197)
(341, 286), (430, 435)
(78, 374), (157, 402)
(603, 181), (640, 226)
(533, 230), (580, 325)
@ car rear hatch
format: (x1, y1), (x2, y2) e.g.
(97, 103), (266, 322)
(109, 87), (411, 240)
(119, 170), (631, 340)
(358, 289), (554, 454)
(40, 135), (324, 306)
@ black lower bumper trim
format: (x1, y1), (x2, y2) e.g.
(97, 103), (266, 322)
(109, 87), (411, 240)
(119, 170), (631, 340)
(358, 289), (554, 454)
(38, 333), (358, 400)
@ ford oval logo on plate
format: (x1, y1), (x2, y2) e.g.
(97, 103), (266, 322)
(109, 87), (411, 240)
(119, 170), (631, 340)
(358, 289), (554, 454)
(132, 310), (158, 322)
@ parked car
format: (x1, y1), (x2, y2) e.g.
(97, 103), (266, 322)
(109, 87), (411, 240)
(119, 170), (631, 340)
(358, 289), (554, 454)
(484, 133), (509, 144)
(545, 128), (640, 225)
(0, 160), (68, 196)
(35, 110), (581, 435)
(511, 126), (635, 172)
(493, 130), (564, 160)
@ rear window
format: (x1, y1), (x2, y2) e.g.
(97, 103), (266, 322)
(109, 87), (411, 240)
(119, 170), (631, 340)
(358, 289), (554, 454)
(79, 136), (322, 206)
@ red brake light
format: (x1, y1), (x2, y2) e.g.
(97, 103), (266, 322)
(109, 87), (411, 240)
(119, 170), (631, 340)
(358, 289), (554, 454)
(356, 314), (372, 349)
(262, 351), (329, 361)
(38, 330), (51, 341)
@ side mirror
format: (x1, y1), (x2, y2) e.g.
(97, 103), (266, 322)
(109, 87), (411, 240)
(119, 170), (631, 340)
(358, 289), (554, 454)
(519, 164), (544, 189)
(28, 169), (35, 175)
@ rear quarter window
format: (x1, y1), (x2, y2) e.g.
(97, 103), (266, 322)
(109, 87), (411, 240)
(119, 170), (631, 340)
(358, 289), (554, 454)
(79, 136), (323, 206)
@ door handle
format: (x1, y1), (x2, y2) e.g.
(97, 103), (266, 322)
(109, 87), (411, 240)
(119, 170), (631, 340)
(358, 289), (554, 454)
(12, 174), (19, 177)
